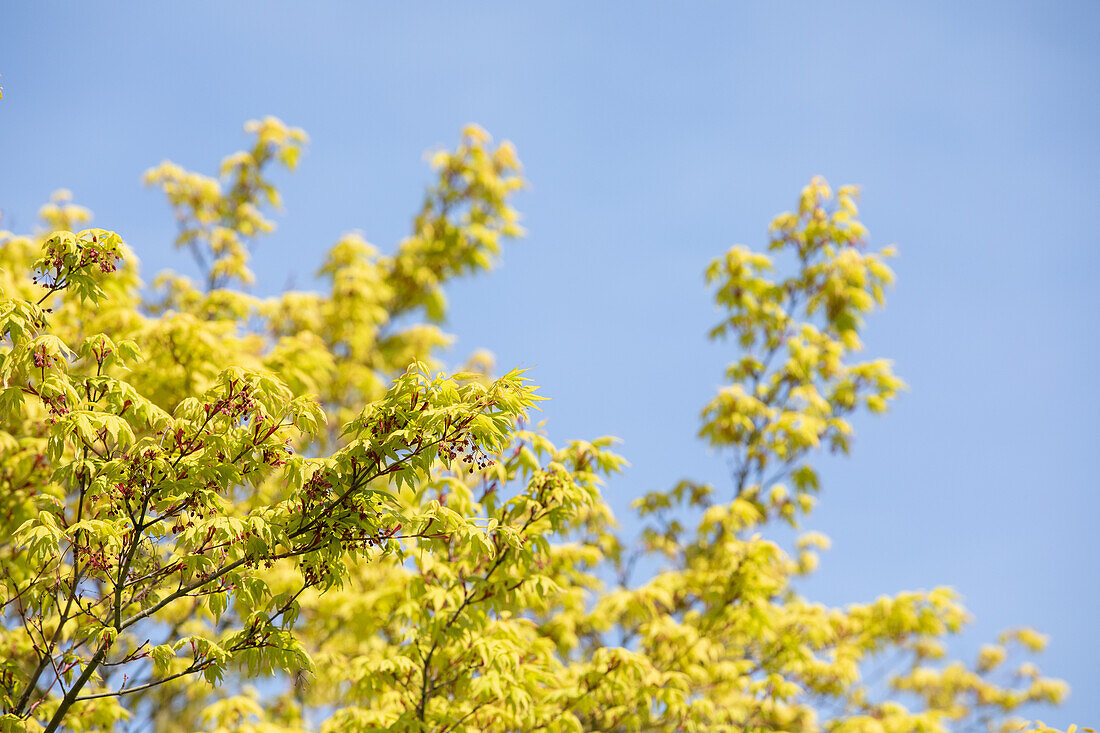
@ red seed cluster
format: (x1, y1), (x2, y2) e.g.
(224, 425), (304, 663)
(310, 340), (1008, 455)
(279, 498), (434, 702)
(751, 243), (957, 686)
(76, 244), (119, 274)
(73, 543), (111, 575)
(297, 470), (334, 517)
(203, 382), (256, 417)
(43, 393), (69, 421)
(32, 238), (123, 292)
(366, 410), (407, 437)
(32, 346), (56, 369)
(441, 433), (495, 473)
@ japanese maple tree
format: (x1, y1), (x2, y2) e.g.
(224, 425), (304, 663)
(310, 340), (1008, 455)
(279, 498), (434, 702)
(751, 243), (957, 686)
(0, 118), (1081, 733)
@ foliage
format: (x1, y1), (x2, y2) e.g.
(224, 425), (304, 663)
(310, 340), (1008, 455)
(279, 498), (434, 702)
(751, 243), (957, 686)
(0, 119), (1083, 733)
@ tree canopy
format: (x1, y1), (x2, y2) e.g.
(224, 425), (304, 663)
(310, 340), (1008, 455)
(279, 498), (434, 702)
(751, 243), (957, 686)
(0, 118), (1082, 733)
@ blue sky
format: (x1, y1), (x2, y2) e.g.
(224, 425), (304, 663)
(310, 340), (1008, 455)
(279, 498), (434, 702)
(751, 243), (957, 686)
(2, 2), (1097, 725)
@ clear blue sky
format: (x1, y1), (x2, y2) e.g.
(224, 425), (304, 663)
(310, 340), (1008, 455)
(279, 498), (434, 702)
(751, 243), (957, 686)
(2, 2), (1096, 725)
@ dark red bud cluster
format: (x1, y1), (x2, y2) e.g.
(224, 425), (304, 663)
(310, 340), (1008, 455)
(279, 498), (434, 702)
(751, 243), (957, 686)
(441, 433), (495, 473)
(366, 411), (408, 437)
(300, 563), (332, 587)
(78, 243), (121, 274)
(168, 493), (210, 534)
(202, 382), (256, 419)
(32, 346), (56, 369)
(303, 470), (332, 497)
(93, 345), (115, 365)
(261, 447), (287, 467)
(41, 250), (66, 271)
(74, 544), (110, 574)
(43, 393), (69, 420)
(299, 470), (333, 515)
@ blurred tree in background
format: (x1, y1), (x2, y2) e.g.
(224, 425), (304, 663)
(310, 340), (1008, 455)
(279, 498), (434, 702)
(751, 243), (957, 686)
(0, 118), (1082, 733)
